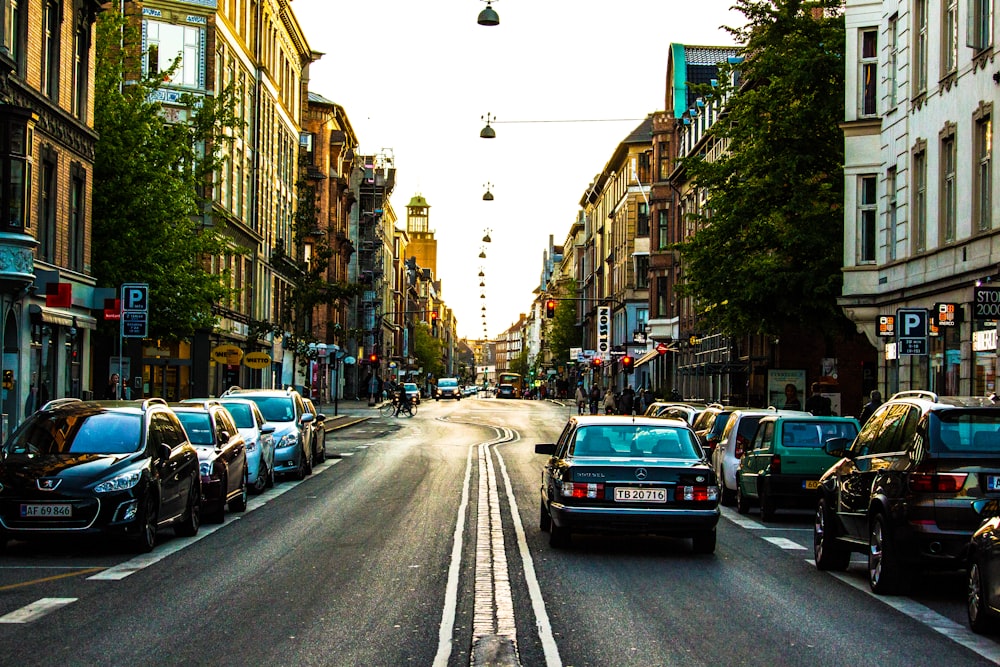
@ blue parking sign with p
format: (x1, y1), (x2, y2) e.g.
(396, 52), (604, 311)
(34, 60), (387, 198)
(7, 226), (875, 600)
(897, 308), (928, 355)
(122, 284), (148, 312)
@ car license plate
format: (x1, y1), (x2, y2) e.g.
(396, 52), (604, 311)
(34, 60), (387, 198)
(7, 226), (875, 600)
(21, 504), (72, 518)
(987, 475), (1000, 491)
(803, 480), (819, 490)
(614, 487), (666, 503)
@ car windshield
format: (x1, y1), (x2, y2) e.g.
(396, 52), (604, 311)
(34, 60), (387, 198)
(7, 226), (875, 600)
(219, 402), (254, 429)
(781, 420), (858, 448)
(439, 379), (458, 387)
(931, 411), (1000, 454)
(570, 425), (701, 459)
(240, 396), (295, 422)
(175, 412), (214, 445)
(404, 384), (418, 392)
(6, 411), (142, 455)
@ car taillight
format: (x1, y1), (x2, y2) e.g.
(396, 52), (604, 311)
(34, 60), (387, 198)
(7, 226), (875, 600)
(735, 435), (748, 459)
(560, 481), (605, 499)
(675, 485), (719, 502)
(769, 454), (781, 475)
(909, 472), (968, 493)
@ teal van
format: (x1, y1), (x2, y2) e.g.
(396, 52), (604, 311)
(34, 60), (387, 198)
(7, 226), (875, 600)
(736, 415), (860, 519)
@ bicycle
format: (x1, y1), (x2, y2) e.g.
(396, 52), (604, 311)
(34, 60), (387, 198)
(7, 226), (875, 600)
(379, 396), (416, 418)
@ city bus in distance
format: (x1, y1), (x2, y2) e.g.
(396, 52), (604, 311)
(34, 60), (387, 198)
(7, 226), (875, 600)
(497, 372), (523, 398)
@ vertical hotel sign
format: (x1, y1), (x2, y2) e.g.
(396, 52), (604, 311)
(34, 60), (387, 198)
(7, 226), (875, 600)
(596, 306), (611, 358)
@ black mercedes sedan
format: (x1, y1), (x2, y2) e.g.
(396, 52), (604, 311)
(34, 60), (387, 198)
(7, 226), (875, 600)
(0, 399), (201, 552)
(535, 415), (721, 552)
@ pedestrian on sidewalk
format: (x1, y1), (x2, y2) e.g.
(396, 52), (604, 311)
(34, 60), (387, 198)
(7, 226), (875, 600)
(603, 387), (617, 415)
(589, 384), (601, 415)
(574, 382), (587, 415)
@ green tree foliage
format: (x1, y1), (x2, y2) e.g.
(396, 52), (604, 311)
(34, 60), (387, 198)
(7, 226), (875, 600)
(412, 323), (444, 378)
(546, 281), (582, 364)
(93, 8), (237, 340)
(509, 349), (530, 378)
(677, 0), (846, 337)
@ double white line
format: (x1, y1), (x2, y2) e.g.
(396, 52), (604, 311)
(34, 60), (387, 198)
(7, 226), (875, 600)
(434, 425), (561, 667)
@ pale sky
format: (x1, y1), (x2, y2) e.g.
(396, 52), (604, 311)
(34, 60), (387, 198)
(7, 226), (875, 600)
(292, 0), (744, 340)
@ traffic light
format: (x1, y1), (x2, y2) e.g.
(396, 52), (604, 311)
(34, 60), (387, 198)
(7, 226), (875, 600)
(622, 355), (634, 373)
(430, 310), (439, 322)
(592, 357), (603, 369)
(368, 353), (379, 364)
(545, 299), (556, 318)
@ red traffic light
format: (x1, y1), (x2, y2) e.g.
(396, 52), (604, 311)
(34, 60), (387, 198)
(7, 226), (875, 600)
(431, 310), (439, 320)
(368, 353), (379, 364)
(622, 355), (634, 369)
(545, 299), (556, 318)
(592, 357), (603, 367)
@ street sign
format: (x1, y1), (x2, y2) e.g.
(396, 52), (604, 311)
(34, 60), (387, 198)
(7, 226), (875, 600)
(655, 342), (669, 354)
(974, 285), (1000, 321)
(121, 283), (149, 339)
(877, 315), (895, 337)
(896, 308), (928, 355)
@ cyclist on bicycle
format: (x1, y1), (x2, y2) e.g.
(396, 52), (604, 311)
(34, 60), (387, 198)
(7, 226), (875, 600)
(395, 384), (413, 416)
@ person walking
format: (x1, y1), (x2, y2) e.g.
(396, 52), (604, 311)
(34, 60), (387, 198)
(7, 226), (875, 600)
(589, 384), (601, 415)
(574, 382), (587, 415)
(805, 382), (832, 416)
(603, 387), (617, 415)
(620, 385), (635, 416)
(858, 390), (883, 425)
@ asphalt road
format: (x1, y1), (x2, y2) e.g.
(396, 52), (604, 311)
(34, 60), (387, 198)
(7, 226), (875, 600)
(0, 398), (997, 666)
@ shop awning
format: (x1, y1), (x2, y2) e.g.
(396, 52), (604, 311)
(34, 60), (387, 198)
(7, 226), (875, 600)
(635, 348), (661, 368)
(29, 305), (97, 330)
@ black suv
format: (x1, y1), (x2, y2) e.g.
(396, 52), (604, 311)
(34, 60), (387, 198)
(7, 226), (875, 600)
(814, 391), (1000, 594)
(0, 399), (202, 552)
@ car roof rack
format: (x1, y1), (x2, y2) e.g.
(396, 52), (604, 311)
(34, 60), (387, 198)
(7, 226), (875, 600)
(40, 397), (82, 410)
(142, 397), (168, 409)
(890, 390), (939, 402)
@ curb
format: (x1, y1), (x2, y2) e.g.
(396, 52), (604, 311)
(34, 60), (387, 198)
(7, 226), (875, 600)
(324, 415), (372, 432)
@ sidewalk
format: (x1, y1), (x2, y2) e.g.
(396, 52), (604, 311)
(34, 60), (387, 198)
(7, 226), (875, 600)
(316, 398), (381, 431)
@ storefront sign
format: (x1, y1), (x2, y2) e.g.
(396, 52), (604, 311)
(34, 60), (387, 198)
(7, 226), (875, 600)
(243, 351), (271, 369)
(974, 285), (1000, 321)
(596, 306), (610, 357)
(211, 344), (244, 365)
(935, 303), (959, 327)
(877, 315), (895, 337)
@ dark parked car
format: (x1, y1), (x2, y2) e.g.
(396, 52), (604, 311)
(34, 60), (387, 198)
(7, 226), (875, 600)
(497, 384), (516, 399)
(172, 402), (248, 524)
(535, 415), (720, 552)
(967, 498), (1000, 633)
(690, 403), (735, 455)
(814, 391), (1000, 594)
(0, 399), (201, 552)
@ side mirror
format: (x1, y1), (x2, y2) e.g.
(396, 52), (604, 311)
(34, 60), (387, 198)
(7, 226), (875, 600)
(159, 443), (173, 461)
(535, 443), (556, 455)
(823, 437), (853, 459)
(301, 413), (315, 424)
(261, 425), (275, 434)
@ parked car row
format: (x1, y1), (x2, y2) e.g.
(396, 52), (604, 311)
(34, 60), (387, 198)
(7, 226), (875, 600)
(0, 387), (326, 554)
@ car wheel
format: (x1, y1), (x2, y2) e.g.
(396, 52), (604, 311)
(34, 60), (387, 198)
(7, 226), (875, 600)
(251, 461), (268, 494)
(759, 483), (776, 521)
(869, 513), (908, 594)
(266, 459), (276, 488)
(691, 530), (716, 554)
(813, 497), (849, 571)
(539, 503), (551, 532)
(293, 449), (307, 481)
(174, 479), (201, 537)
(205, 479), (226, 524)
(736, 478), (751, 515)
(549, 523), (571, 548)
(316, 437), (326, 464)
(133, 494), (158, 553)
(303, 445), (314, 476)
(229, 472), (248, 512)
(969, 559), (999, 634)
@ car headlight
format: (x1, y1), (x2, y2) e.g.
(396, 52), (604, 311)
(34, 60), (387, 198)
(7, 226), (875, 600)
(278, 433), (298, 448)
(199, 461), (214, 477)
(94, 470), (142, 493)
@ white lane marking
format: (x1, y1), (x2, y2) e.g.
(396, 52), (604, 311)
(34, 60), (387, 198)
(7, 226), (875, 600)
(474, 438), (516, 641)
(88, 458), (342, 581)
(0, 598), (76, 623)
(433, 444), (473, 667)
(494, 431), (562, 667)
(823, 568), (1000, 663)
(762, 536), (807, 550)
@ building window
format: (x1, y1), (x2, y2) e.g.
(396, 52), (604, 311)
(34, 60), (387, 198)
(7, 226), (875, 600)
(860, 29), (878, 117)
(657, 210), (669, 250)
(0, 108), (35, 234)
(912, 142), (927, 253)
(6, 0), (26, 73)
(974, 105), (993, 232)
(943, 0), (958, 75)
(41, 0), (61, 101)
(635, 254), (649, 289)
(968, 0), (993, 51)
(888, 15), (899, 108)
(859, 175), (877, 263)
(637, 202), (649, 237)
(71, 12), (90, 120)
(657, 141), (669, 181)
(914, 0), (928, 95)
(656, 277), (668, 319)
(940, 128), (957, 243)
(68, 164), (85, 271)
(886, 166), (898, 261)
(39, 151), (57, 262)
(145, 20), (202, 88)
